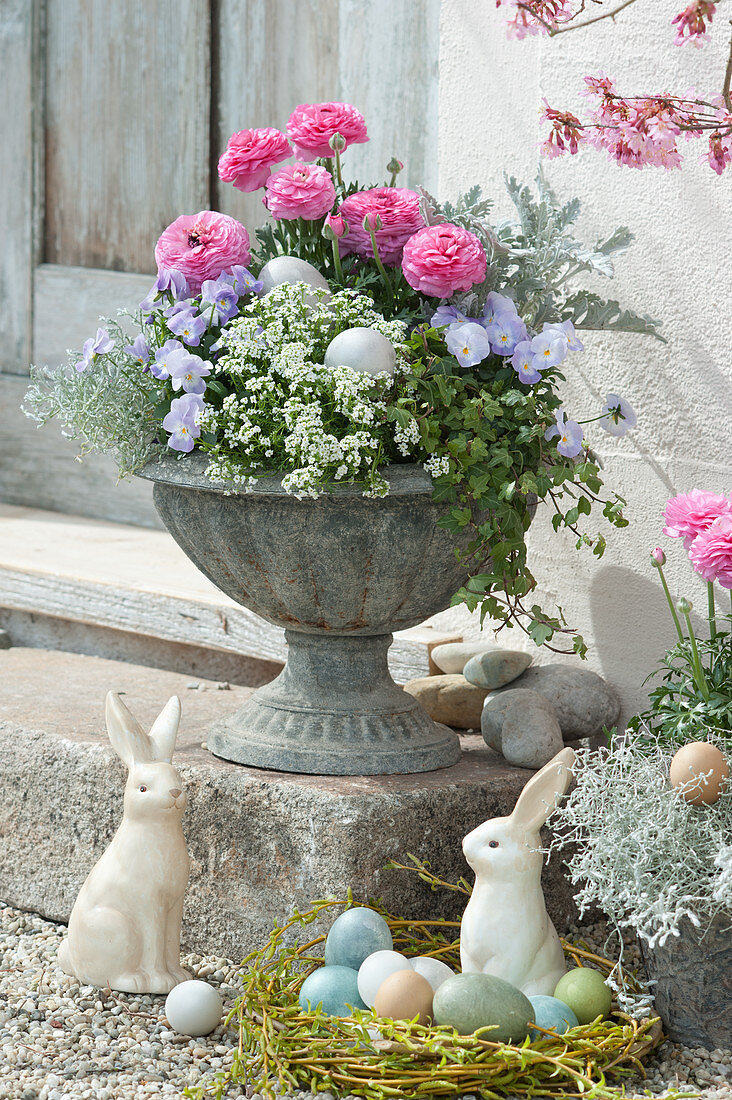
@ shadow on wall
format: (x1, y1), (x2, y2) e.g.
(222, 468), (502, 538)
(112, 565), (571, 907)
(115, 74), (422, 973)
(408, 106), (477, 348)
(590, 564), (709, 722)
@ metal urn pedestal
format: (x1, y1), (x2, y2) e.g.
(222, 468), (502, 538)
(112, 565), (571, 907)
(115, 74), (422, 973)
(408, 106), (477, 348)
(140, 455), (476, 776)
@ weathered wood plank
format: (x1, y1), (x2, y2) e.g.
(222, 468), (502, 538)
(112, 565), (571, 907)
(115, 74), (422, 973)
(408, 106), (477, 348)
(0, 0), (38, 374)
(43, 0), (211, 273)
(0, 503), (458, 681)
(0, 372), (161, 527)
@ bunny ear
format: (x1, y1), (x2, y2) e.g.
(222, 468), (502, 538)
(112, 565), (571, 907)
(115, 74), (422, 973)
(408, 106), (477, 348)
(510, 747), (576, 834)
(148, 696), (181, 763)
(105, 692), (153, 767)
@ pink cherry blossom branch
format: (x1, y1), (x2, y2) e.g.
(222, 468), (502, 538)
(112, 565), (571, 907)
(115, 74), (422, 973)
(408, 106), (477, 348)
(517, 0), (638, 36)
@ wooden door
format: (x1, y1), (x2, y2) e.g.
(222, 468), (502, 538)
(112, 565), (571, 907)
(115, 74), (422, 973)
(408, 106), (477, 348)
(1, 0), (440, 524)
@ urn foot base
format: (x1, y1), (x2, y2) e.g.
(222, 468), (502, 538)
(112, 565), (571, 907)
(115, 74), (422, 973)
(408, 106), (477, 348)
(207, 630), (461, 775)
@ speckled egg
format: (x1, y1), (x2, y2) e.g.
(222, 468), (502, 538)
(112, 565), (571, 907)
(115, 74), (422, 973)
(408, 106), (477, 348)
(258, 255), (331, 305)
(358, 950), (410, 1007)
(553, 968), (612, 1025)
(164, 980), (223, 1037)
(324, 327), (396, 377)
(409, 956), (455, 992)
(432, 973), (535, 1042)
(669, 741), (729, 805)
(324, 907), (393, 970)
(373, 968), (434, 1025)
(298, 965), (366, 1017)
(528, 995), (579, 1037)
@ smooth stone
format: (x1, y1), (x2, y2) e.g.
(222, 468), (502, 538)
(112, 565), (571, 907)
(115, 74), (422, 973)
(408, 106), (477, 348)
(482, 689), (563, 770)
(488, 665), (620, 740)
(403, 675), (489, 730)
(528, 994), (579, 1037)
(258, 255), (331, 306)
(431, 641), (497, 676)
(432, 973), (535, 1042)
(299, 965), (366, 1017)
(324, 327), (396, 377)
(324, 907), (393, 970)
(463, 650), (532, 691)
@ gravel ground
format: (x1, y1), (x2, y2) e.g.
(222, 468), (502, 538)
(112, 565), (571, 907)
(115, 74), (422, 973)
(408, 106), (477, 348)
(1, 904), (730, 1100)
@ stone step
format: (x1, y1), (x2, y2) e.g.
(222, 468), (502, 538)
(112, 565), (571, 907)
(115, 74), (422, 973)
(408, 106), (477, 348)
(0, 503), (460, 684)
(0, 648), (579, 960)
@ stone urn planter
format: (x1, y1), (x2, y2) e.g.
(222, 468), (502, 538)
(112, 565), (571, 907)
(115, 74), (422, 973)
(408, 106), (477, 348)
(140, 454), (483, 776)
(639, 913), (732, 1049)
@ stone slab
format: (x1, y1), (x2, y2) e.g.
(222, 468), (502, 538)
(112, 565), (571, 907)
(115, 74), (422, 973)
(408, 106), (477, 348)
(0, 648), (580, 962)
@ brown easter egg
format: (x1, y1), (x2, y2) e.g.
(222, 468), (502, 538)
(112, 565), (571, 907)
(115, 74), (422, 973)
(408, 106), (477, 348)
(669, 741), (729, 805)
(373, 968), (434, 1025)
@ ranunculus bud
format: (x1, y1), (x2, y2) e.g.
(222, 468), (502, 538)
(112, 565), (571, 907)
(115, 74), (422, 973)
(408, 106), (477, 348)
(329, 131), (347, 153)
(387, 156), (404, 176)
(650, 547), (666, 566)
(676, 597), (692, 615)
(363, 212), (383, 231)
(322, 212), (349, 241)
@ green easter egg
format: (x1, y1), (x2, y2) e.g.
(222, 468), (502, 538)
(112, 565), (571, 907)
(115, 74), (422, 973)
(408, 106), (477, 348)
(324, 907), (393, 970)
(298, 965), (366, 1017)
(553, 967), (612, 1025)
(433, 973), (535, 1043)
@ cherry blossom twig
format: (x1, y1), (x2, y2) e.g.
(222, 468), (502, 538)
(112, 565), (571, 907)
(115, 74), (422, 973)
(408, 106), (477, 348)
(517, 0), (638, 36)
(723, 26), (732, 111)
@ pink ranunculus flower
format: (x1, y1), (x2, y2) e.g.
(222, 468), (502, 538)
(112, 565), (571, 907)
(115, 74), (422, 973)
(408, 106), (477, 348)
(689, 515), (732, 589)
(337, 187), (424, 266)
(217, 127), (293, 193)
(263, 162), (336, 221)
(286, 102), (368, 160)
(401, 223), (487, 298)
(154, 211), (251, 294)
(662, 489), (732, 550)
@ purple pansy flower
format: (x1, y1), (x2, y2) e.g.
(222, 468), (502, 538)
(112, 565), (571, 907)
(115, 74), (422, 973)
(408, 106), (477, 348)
(431, 304), (471, 328)
(76, 327), (113, 372)
(140, 268), (188, 313)
(600, 393), (637, 437)
(162, 393), (204, 453)
(151, 338), (183, 380)
(123, 333), (150, 368)
(481, 292), (518, 328)
(220, 266), (263, 297)
(511, 340), (542, 384)
(545, 409), (584, 458)
(164, 298), (196, 319)
(554, 319), (584, 352)
(530, 330), (568, 370)
(445, 321), (492, 368)
(167, 307), (207, 346)
(201, 279), (239, 325)
(484, 313), (527, 356)
(167, 349), (211, 395)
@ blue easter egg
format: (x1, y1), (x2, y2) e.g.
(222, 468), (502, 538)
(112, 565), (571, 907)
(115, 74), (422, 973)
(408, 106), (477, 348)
(299, 965), (366, 1017)
(528, 995), (579, 1037)
(324, 907), (393, 970)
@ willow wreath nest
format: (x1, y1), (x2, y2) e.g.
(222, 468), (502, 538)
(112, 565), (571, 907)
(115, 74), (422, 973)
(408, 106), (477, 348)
(191, 866), (663, 1100)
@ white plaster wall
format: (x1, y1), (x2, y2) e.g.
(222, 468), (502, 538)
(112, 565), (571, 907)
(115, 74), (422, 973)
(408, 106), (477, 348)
(433, 0), (732, 722)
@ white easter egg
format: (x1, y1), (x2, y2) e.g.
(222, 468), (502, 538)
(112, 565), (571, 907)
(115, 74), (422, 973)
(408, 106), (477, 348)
(409, 955), (455, 992)
(164, 979), (223, 1037)
(259, 255), (331, 305)
(357, 949), (411, 1007)
(324, 327), (396, 377)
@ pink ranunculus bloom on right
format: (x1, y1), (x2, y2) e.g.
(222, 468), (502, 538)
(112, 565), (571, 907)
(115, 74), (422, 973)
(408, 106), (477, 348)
(286, 102), (368, 160)
(662, 489), (732, 550)
(401, 223), (487, 298)
(689, 515), (732, 589)
(337, 187), (425, 266)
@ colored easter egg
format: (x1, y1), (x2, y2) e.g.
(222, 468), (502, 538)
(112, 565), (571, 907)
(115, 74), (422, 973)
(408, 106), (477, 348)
(553, 968), (612, 1025)
(358, 950), (411, 1007)
(259, 256), (331, 306)
(373, 968), (434, 1025)
(324, 907), (393, 970)
(528, 995), (579, 1037)
(409, 955), (455, 992)
(164, 980), (223, 1037)
(669, 741), (729, 805)
(298, 965), (366, 1017)
(433, 973), (535, 1043)
(324, 327), (396, 377)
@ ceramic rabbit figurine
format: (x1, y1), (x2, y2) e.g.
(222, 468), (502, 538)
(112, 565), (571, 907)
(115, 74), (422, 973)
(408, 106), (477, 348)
(58, 692), (190, 994)
(460, 747), (575, 996)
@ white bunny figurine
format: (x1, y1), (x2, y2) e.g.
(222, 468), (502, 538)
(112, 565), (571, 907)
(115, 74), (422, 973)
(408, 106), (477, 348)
(58, 692), (191, 994)
(460, 747), (575, 996)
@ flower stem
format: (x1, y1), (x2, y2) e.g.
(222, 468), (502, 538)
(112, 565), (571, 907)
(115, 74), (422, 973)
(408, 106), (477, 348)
(334, 147), (344, 189)
(330, 237), (343, 284)
(657, 562), (685, 645)
(708, 581), (718, 642)
(367, 227), (393, 301)
(679, 602), (710, 701)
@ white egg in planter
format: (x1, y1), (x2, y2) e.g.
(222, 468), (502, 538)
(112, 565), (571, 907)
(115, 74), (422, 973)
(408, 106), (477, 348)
(259, 255), (331, 305)
(164, 979), (223, 1037)
(324, 327), (396, 377)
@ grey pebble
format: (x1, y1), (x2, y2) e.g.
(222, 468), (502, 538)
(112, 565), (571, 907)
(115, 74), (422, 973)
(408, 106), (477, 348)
(487, 663), (620, 739)
(463, 649), (532, 691)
